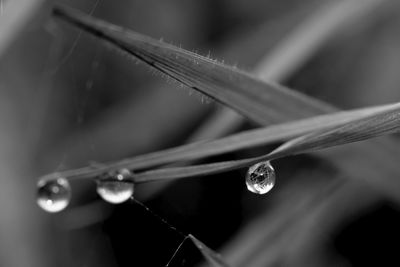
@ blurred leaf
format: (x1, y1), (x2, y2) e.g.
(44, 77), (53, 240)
(221, 173), (376, 267)
(256, 0), (386, 82)
(0, 0), (45, 58)
(189, 235), (230, 267)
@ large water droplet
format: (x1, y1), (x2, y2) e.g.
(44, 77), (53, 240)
(245, 161), (275, 194)
(96, 168), (134, 204)
(37, 177), (71, 213)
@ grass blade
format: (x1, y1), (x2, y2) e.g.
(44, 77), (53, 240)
(52, 5), (332, 126)
(111, 102), (399, 169)
(269, 104), (400, 159)
(38, 102), (398, 182)
(133, 103), (400, 183)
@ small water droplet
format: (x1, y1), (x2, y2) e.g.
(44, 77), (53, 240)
(245, 161), (275, 194)
(96, 168), (134, 204)
(37, 177), (71, 213)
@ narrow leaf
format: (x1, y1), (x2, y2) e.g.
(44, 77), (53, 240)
(134, 103), (400, 183)
(269, 104), (400, 159)
(38, 102), (398, 183)
(109, 102), (399, 169)
(52, 5), (332, 126)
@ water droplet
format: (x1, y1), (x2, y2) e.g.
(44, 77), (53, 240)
(37, 177), (71, 213)
(96, 168), (134, 204)
(245, 161), (275, 194)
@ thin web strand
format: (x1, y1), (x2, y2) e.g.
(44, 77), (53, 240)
(130, 197), (186, 238)
(52, 0), (100, 72)
(129, 198), (229, 267)
(165, 236), (189, 267)
(130, 198), (189, 266)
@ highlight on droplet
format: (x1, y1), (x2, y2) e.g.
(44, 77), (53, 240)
(96, 168), (134, 204)
(245, 160), (276, 194)
(37, 177), (71, 213)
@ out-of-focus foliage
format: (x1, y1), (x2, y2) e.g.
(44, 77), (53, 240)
(2, 0), (400, 266)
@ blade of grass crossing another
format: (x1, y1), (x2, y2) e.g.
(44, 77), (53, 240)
(38, 102), (400, 182)
(48, 5), (400, 203)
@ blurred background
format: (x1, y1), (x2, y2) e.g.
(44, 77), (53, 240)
(1, 0), (400, 266)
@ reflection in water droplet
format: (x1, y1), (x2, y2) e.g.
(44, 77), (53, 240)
(245, 161), (275, 194)
(96, 168), (134, 204)
(37, 177), (71, 213)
